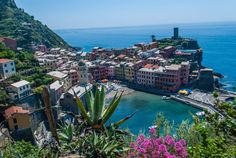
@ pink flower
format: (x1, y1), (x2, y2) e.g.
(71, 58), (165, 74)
(178, 139), (187, 146)
(149, 127), (156, 135)
(156, 137), (164, 144)
(137, 134), (145, 144)
(159, 144), (167, 153)
(165, 135), (175, 145)
(127, 133), (188, 158)
(174, 142), (183, 153)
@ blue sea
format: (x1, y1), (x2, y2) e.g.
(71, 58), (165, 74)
(56, 22), (236, 91)
(55, 22), (236, 133)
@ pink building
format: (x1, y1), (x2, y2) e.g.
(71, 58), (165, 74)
(69, 69), (79, 86)
(160, 46), (176, 58)
(107, 66), (115, 78)
(180, 61), (190, 85)
(49, 80), (65, 105)
(89, 66), (108, 81)
(156, 65), (182, 92)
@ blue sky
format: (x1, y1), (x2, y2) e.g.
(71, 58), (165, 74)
(15, 0), (236, 29)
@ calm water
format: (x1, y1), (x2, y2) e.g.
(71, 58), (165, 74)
(110, 91), (199, 134)
(55, 22), (236, 133)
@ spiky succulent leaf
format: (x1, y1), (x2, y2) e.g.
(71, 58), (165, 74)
(73, 90), (92, 125)
(102, 91), (118, 116)
(85, 88), (93, 115)
(113, 111), (136, 127)
(93, 86), (101, 123)
(101, 92), (123, 124)
(98, 86), (105, 119)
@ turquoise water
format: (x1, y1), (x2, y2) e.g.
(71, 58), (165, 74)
(56, 21), (236, 91)
(55, 22), (236, 133)
(109, 91), (199, 134)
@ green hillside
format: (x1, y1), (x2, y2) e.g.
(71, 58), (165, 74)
(0, 0), (71, 49)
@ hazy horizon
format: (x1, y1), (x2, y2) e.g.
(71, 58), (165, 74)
(15, 0), (236, 30)
(53, 21), (236, 31)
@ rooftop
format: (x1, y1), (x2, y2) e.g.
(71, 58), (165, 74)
(0, 58), (13, 63)
(166, 64), (181, 71)
(62, 84), (93, 98)
(50, 81), (63, 90)
(47, 71), (67, 79)
(11, 80), (30, 88)
(4, 106), (29, 119)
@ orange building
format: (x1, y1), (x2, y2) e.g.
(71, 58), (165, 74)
(4, 106), (30, 131)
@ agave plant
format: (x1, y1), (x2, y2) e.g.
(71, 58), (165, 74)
(74, 85), (135, 129)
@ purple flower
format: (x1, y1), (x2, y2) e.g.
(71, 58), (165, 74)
(149, 127), (156, 135)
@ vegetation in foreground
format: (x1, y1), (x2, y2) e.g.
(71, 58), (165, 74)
(0, 87), (236, 158)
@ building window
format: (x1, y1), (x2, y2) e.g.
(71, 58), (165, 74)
(11, 62), (14, 66)
(5, 70), (8, 73)
(13, 118), (17, 123)
(12, 68), (15, 71)
(4, 64), (7, 67)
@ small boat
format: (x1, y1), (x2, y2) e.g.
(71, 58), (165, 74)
(162, 96), (170, 100)
(196, 111), (205, 116)
(149, 125), (157, 129)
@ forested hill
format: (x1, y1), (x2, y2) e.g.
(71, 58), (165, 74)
(0, 0), (71, 49)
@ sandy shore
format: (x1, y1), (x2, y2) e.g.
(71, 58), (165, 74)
(105, 84), (134, 103)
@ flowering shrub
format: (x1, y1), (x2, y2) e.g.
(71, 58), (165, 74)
(127, 128), (188, 158)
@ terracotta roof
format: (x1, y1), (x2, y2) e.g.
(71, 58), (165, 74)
(144, 64), (153, 69)
(4, 106), (29, 119)
(152, 65), (160, 69)
(118, 54), (126, 58)
(0, 58), (13, 63)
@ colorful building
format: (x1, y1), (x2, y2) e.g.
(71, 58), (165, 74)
(124, 63), (135, 82)
(49, 80), (64, 105)
(8, 80), (31, 101)
(69, 69), (79, 86)
(156, 65), (182, 92)
(0, 59), (16, 79)
(4, 106), (30, 131)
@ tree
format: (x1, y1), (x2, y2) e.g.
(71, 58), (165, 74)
(151, 35), (157, 42)
(0, 88), (8, 104)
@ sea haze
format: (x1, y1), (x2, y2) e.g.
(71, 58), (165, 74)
(55, 21), (236, 91)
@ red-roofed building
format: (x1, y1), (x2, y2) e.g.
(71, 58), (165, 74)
(4, 106), (30, 131)
(0, 37), (17, 50)
(144, 64), (154, 69)
(0, 58), (16, 79)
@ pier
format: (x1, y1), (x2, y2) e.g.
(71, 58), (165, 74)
(170, 95), (224, 117)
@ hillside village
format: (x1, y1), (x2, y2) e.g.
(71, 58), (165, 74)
(0, 28), (223, 145)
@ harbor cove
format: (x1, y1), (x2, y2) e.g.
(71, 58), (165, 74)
(111, 90), (200, 134)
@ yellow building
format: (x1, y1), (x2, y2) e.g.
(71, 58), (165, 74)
(4, 106), (30, 131)
(124, 63), (135, 82)
(115, 64), (125, 80)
